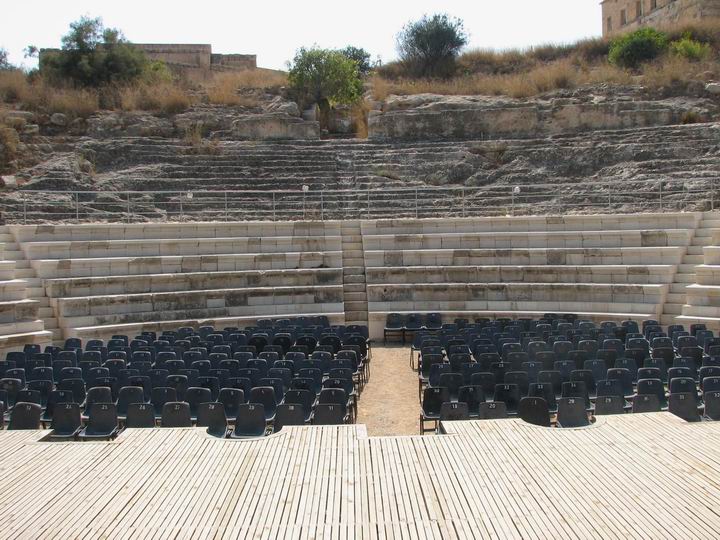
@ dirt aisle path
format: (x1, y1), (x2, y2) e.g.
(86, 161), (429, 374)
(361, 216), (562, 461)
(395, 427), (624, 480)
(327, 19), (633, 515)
(356, 346), (420, 436)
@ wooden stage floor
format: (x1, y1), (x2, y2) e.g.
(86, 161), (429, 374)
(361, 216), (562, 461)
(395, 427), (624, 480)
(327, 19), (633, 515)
(1, 413), (720, 539)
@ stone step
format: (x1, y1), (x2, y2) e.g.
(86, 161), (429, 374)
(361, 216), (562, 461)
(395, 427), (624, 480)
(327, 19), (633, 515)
(38, 307), (54, 318)
(13, 268), (35, 278)
(344, 275), (366, 284)
(342, 235), (363, 243)
(344, 292), (368, 302)
(678, 264), (699, 273)
(344, 311), (368, 322)
(694, 229), (716, 238)
(687, 246), (705, 255)
(0, 234), (14, 242)
(344, 301), (368, 312)
(700, 220), (720, 228)
(343, 267), (366, 276)
(660, 314), (680, 326)
(666, 293), (686, 303)
(674, 273), (697, 283)
(662, 303), (683, 315)
(342, 242), (363, 251)
(343, 283), (367, 293)
(342, 258), (365, 267)
(683, 255), (704, 264)
(0, 329), (53, 353)
(671, 283), (689, 294)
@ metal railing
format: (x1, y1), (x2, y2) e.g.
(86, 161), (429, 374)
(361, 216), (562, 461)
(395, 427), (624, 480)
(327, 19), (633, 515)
(0, 177), (717, 223)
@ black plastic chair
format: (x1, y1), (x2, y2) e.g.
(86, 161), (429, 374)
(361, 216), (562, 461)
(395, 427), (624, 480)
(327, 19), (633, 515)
(151, 387), (177, 418)
(196, 402), (228, 438)
(668, 393), (701, 422)
(79, 403), (119, 439)
(248, 387), (277, 422)
(594, 395), (625, 416)
(556, 397), (590, 428)
(49, 402), (82, 440)
(185, 387), (213, 421)
(125, 403), (156, 428)
(313, 403), (345, 425)
(116, 386), (145, 420)
(439, 402), (469, 424)
(231, 404), (267, 438)
(632, 394), (661, 414)
(161, 401), (192, 427)
(8, 402), (42, 430)
(703, 391), (720, 421)
(477, 401), (508, 420)
(493, 384), (520, 415)
(217, 388), (245, 421)
(518, 397), (551, 427)
(274, 404), (306, 432)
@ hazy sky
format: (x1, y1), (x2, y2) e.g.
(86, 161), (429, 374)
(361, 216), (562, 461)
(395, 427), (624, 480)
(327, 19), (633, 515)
(3, 1), (602, 70)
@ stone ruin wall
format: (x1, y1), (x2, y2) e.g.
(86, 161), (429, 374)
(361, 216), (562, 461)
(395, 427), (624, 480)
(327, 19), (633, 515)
(602, 0), (720, 37)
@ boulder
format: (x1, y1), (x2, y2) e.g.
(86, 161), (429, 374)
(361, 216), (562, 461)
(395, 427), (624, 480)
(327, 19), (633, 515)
(231, 113), (320, 140)
(265, 96), (301, 117)
(706, 83), (720, 95)
(22, 124), (40, 136)
(50, 113), (68, 127)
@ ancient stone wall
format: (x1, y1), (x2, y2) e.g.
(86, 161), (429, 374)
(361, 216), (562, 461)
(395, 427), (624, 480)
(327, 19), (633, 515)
(602, 0), (720, 37)
(133, 44), (213, 68)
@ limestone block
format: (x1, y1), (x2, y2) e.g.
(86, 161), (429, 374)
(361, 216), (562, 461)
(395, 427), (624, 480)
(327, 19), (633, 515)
(232, 113), (320, 141)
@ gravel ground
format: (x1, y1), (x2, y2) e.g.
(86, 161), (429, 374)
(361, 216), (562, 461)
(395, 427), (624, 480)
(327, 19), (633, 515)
(356, 345), (421, 436)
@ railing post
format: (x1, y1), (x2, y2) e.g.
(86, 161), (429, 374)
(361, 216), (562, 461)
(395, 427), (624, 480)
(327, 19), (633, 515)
(511, 188), (515, 216)
(126, 192), (131, 223)
(22, 194), (27, 224)
(608, 184), (611, 210)
(320, 191), (324, 221)
(659, 181), (663, 211)
(712, 178), (716, 212)
(415, 188), (418, 219)
(272, 192), (276, 221)
(366, 189), (370, 220)
(75, 192), (80, 221)
(179, 197), (183, 221)
(461, 188), (465, 218)
(224, 191), (229, 222)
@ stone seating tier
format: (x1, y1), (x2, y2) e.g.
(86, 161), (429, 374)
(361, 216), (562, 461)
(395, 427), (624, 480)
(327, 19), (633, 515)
(363, 247), (685, 267)
(43, 268), (343, 297)
(30, 252), (342, 279)
(365, 265), (675, 285)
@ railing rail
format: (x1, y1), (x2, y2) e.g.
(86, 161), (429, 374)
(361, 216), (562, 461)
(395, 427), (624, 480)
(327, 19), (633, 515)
(0, 177), (717, 223)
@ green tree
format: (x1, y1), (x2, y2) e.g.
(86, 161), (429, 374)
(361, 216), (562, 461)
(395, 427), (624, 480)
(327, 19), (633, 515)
(608, 27), (669, 69)
(42, 16), (150, 86)
(288, 47), (364, 118)
(338, 46), (376, 76)
(397, 14), (468, 78)
(0, 48), (12, 70)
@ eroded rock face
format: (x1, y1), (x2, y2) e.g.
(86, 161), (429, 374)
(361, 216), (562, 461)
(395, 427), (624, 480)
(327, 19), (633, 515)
(369, 92), (719, 140)
(232, 112), (320, 140)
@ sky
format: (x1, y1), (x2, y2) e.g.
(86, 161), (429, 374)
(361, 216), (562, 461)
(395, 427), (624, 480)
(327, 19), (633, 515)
(2, 0), (603, 70)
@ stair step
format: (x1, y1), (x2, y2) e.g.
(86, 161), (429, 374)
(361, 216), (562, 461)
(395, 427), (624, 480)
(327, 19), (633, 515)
(687, 246), (705, 255)
(660, 315), (680, 326)
(344, 311), (368, 321)
(343, 283), (366, 293)
(678, 264), (699, 273)
(342, 235), (362, 243)
(666, 293), (686, 303)
(343, 266), (365, 275)
(13, 269), (35, 278)
(344, 275), (366, 284)
(671, 283), (689, 294)
(344, 292), (367, 302)
(0, 330), (53, 352)
(683, 255), (704, 264)
(700, 220), (720, 228)
(342, 258), (365, 267)
(674, 274), (697, 283)
(694, 230), (716, 237)
(344, 301), (368, 311)
(662, 303), (683, 315)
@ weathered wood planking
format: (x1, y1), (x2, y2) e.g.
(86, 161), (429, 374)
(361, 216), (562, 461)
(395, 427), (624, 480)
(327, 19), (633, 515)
(0, 414), (720, 539)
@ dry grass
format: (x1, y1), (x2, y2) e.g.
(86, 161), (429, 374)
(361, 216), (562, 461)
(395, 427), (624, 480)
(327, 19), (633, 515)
(203, 69), (287, 106)
(0, 70), (30, 103)
(373, 19), (720, 100)
(0, 124), (19, 170)
(120, 83), (193, 114)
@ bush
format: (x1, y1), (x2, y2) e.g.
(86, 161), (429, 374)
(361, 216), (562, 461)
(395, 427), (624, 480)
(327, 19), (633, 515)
(288, 47), (363, 112)
(609, 28), (669, 69)
(670, 34), (712, 61)
(42, 16), (151, 87)
(0, 70), (30, 102)
(338, 46), (375, 76)
(0, 48), (12, 71)
(396, 14), (468, 78)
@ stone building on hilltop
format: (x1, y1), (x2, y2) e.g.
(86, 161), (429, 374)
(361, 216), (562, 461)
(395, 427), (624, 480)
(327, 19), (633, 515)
(602, 0), (720, 37)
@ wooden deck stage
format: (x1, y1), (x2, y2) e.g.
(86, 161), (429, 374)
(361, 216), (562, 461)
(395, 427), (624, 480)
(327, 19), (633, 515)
(1, 413), (720, 539)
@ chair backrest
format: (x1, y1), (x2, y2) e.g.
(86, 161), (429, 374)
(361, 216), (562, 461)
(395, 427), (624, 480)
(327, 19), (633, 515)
(313, 403), (345, 425)
(274, 404), (306, 432)
(594, 395), (625, 415)
(85, 403), (119, 436)
(126, 403), (156, 428)
(233, 404), (267, 437)
(477, 401), (508, 420)
(703, 391), (720, 421)
(632, 394), (661, 413)
(518, 397), (551, 427)
(556, 397), (589, 428)
(668, 393), (701, 422)
(196, 402), (227, 437)
(422, 387), (450, 416)
(161, 401), (192, 427)
(439, 402), (469, 422)
(51, 402), (82, 436)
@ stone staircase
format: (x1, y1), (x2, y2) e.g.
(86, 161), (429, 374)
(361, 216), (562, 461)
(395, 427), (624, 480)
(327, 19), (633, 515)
(340, 221), (368, 326)
(0, 226), (54, 350)
(660, 211), (720, 326)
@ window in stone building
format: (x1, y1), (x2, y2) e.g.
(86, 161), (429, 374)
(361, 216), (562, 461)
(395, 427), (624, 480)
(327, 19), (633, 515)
(621, 9), (627, 25)
(636, 1), (642, 18)
(607, 16), (613, 32)
(651, 0), (657, 9)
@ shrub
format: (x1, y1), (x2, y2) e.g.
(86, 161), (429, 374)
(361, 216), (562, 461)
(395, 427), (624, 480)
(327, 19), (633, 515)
(396, 14), (468, 78)
(0, 70), (30, 103)
(42, 16), (151, 87)
(288, 47), (363, 112)
(120, 83), (192, 114)
(670, 35), (712, 61)
(0, 48), (12, 71)
(608, 28), (669, 69)
(338, 46), (376, 76)
(0, 125), (19, 171)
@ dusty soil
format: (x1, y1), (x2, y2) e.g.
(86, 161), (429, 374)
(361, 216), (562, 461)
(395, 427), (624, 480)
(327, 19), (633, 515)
(356, 346), (421, 436)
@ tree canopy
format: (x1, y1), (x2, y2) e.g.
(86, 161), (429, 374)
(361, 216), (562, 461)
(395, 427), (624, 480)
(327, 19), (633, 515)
(396, 14), (468, 78)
